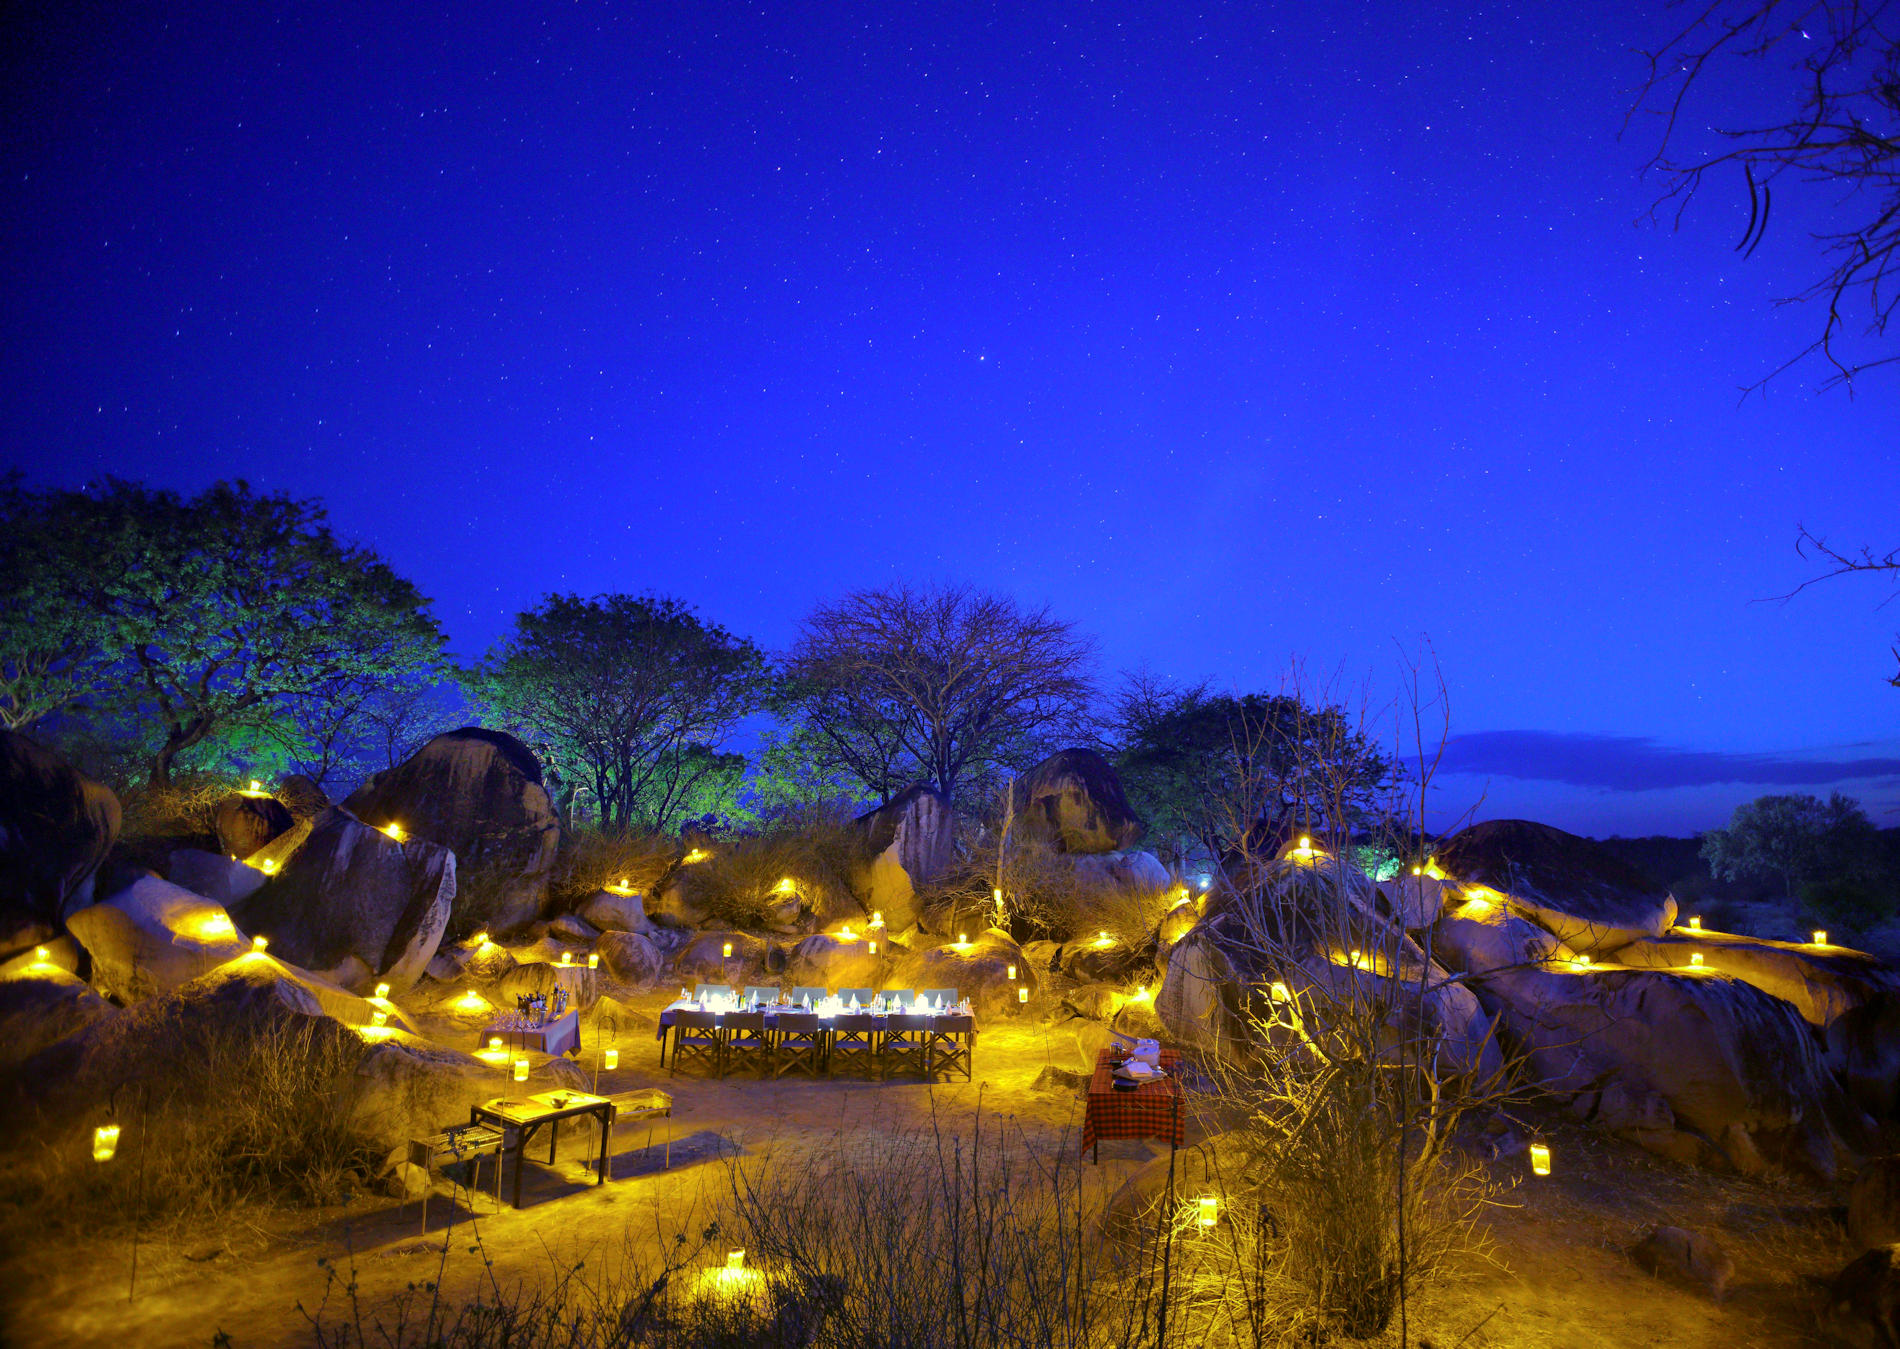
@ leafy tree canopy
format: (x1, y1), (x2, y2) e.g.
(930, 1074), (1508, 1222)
(1700, 791), (1877, 899)
(465, 592), (768, 833)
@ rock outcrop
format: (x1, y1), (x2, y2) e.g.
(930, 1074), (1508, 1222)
(167, 848), (269, 908)
(0, 728), (121, 926)
(1612, 929), (1899, 1026)
(343, 728), (560, 934)
(889, 929), (1033, 1017)
(1010, 748), (1144, 854)
(784, 933), (889, 991)
(596, 931), (664, 986)
(852, 784), (954, 933)
(232, 807), (456, 994)
(1436, 820), (1676, 955)
(67, 876), (253, 1001)
(579, 889), (658, 937)
(213, 791), (294, 859)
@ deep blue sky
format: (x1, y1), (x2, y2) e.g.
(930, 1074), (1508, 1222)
(4, 1), (1896, 836)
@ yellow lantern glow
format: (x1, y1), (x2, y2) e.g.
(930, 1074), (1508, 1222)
(727, 1248), (746, 1271)
(1574, 955), (1592, 969)
(1134, 984), (1151, 1001)
(249, 779), (262, 793)
(683, 847), (710, 864)
(383, 822), (404, 842)
(619, 876), (629, 889)
(1198, 1195), (1218, 1227)
(374, 982), (390, 1000)
(1299, 835), (1311, 851)
(1689, 952), (1704, 968)
(1814, 930), (1829, 946)
(370, 1010), (388, 1028)
(461, 988), (486, 1011)
(473, 930), (490, 947)
(512, 1057), (529, 1082)
(868, 940), (878, 955)
(773, 877), (796, 895)
(1018, 986), (1029, 1003)
(33, 946), (48, 965)
(1529, 1142), (1551, 1176)
(488, 1036), (503, 1052)
(561, 950), (573, 966)
(588, 952), (600, 968)
(604, 1047), (619, 1070)
(1688, 915), (1701, 931)
(840, 925), (855, 940)
(993, 886), (1003, 907)
(92, 1123), (121, 1163)
(1269, 981), (1290, 1001)
(261, 858), (276, 874)
(251, 934), (269, 952)
(1096, 930), (1112, 947)
(1007, 964), (1017, 980)
(722, 941), (734, 958)
(871, 910), (884, 927)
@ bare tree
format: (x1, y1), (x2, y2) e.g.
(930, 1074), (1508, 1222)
(781, 583), (1097, 806)
(1779, 523), (1900, 684)
(1630, 1), (1900, 390)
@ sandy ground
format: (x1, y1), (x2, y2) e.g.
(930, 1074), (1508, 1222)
(0, 991), (1858, 1349)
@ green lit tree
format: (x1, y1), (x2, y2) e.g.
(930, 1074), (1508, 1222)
(466, 593), (768, 832)
(0, 474), (120, 730)
(11, 478), (445, 785)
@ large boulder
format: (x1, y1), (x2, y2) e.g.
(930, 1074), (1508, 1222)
(0, 728), (121, 926)
(1436, 820), (1676, 955)
(851, 784), (955, 932)
(1376, 875), (1457, 930)
(231, 807), (456, 994)
(1428, 894), (1574, 975)
(1472, 959), (1865, 1176)
(596, 931), (664, 986)
(784, 933), (889, 991)
(1612, 929), (1899, 1027)
(0, 966), (116, 1082)
(1010, 748), (1144, 855)
(276, 773), (331, 821)
(1069, 849), (1172, 896)
(68, 876), (253, 1001)
(1849, 1156), (1900, 1249)
(342, 727), (560, 934)
(673, 930), (775, 983)
(1828, 993), (1900, 1120)
(213, 790), (294, 859)
(579, 888), (658, 937)
(889, 929), (1033, 1017)
(167, 847), (269, 908)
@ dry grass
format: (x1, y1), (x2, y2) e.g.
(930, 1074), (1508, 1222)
(672, 816), (866, 929)
(552, 827), (682, 908)
(0, 1011), (382, 1235)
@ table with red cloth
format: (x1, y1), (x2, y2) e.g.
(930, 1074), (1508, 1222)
(1081, 1046), (1184, 1161)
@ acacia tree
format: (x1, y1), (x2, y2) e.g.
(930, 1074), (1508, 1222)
(1632, 1), (1900, 388)
(18, 479), (444, 785)
(781, 583), (1097, 806)
(0, 475), (119, 730)
(1701, 790), (1877, 897)
(1110, 672), (1400, 867)
(466, 593), (768, 831)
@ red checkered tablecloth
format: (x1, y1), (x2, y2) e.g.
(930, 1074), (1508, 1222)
(1081, 1047), (1184, 1156)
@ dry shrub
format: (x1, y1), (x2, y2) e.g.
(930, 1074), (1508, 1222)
(987, 842), (1176, 946)
(551, 826), (681, 908)
(0, 1010), (381, 1233)
(673, 814), (866, 929)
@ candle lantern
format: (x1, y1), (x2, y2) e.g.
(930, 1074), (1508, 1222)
(249, 779), (262, 793)
(262, 859), (276, 874)
(727, 1249), (745, 1270)
(1007, 964), (1017, 980)
(374, 982), (390, 1000)
(868, 940), (878, 955)
(1018, 986), (1029, 1004)
(34, 947), (48, 965)
(1198, 1195), (1218, 1227)
(1688, 915), (1701, 931)
(604, 1047), (619, 1070)
(561, 950), (573, 966)
(588, 952), (600, 969)
(383, 822), (404, 842)
(722, 941), (734, 959)
(370, 1010), (388, 1028)
(1814, 930), (1829, 946)
(251, 935), (269, 952)
(1574, 955), (1592, 969)
(1269, 981), (1290, 1001)
(473, 930), (490, 947)
(488, 1036), (503, 1052)
(1689, 953), (1704, 968)
(93, 1124), (121, 1163)
(513, 1057), (530, 1082)
(871, 910), (883, 926)
(1529, 1142), (1551, 1176)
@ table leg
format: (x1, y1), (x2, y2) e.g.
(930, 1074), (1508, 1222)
(549, 1117), (559, 1164)
(512, 1131), (525, 1209)
(595, 1106), (609, 1185)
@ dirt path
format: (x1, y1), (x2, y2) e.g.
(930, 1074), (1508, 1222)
(1, 1006), (1852, 1348)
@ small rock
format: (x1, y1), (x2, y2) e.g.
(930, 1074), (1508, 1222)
(548, 912), (599, 942)
(1630, 1225), (1733, 1302)
(1033, 1065), (1090, 1094)
(1822, 1245), (1900, 1348)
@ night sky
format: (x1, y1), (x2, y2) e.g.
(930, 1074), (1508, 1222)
(4, 1), (1896, 836)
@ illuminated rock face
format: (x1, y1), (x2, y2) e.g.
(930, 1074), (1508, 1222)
(1612, 930), (1900, 1027)
(232, 807), (455, 995)
(1435, 819), (1676, 955)
(1010, 749), (1145, 855)
(166, 847), (268, 908)
(888, 928), (1031, 1017)
(343, 728), (560, 935)
(213, 792), (294, 859)
(596, 930), (663, 985)
(68, 875), (251, 1001)
(852, 784), (955, 932)
(0, 728), (121, 928)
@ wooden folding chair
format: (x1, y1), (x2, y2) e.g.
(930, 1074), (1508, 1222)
(880, 1012), (933, 1078)
(917, 987), (958, 1012)
(693, 983), (733, 1003)
(791, 985), (828, 1007)
(670, 1009), (723, 1077)
(722, 1011), (769, 1078)
(928, 1012), (974, 1081)
(742, 985), (780, 1007)
(828, 1013), (879, 1076)
(770, 1010), (826, 1078)
(837, 986), (873, 1007)
(881, 988), (916, 1009)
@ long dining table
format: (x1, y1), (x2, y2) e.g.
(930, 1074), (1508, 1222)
(654, 999), (976, 1077)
